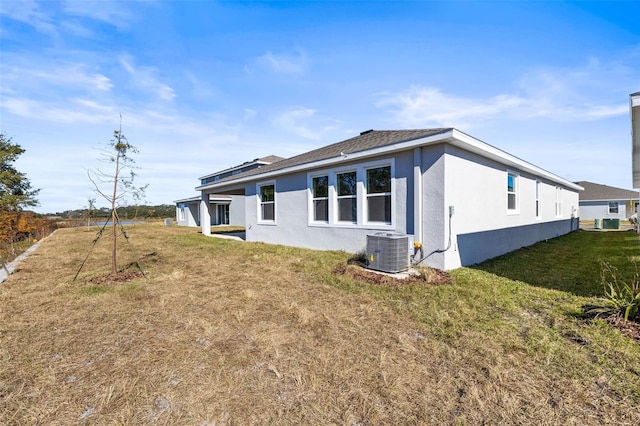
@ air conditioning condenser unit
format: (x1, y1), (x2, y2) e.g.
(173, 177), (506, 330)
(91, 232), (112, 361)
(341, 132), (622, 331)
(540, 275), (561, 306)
(366, 232), (409, 273)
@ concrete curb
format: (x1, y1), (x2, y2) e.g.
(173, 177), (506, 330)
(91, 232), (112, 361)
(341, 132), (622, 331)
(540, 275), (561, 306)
(0, 230), (55, 284)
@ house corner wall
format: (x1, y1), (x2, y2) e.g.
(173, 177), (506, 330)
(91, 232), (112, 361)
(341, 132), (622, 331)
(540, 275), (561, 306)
(419, 145), (447, 270)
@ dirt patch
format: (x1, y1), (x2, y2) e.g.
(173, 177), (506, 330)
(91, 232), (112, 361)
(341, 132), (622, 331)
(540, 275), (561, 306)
(87, 270), (145, 285)
(334, 263), (451, 286)
(608, 317), (640, 344)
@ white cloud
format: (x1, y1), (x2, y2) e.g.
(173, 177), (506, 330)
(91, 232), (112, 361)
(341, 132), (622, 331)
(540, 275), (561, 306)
(1, 62), (113, 93)
(243, 108), (257, 121)
(120, 56), (176, 101)
(256, 50), (308, 75)
(2, 97), (115, 124)
(272, 107), (320, 140)
(376, 87), (524, 129)
(62, 0), (135, 30)
(0, 0), (57, 36)
(271, 107), (342, 143)
(377, 59), (635, 129)
(0, 0), (138, 39)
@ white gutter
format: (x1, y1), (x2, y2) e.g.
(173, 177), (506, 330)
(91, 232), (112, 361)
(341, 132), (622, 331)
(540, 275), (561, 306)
(631, 92), (640, 189)
(196, 128), (583, 192)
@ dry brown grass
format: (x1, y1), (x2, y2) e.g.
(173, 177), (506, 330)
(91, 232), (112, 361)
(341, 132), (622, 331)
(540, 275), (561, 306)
(1, 224), (639, 425)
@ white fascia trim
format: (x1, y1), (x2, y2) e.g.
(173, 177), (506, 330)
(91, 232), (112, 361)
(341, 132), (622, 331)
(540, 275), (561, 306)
(580, 198), (640, 202)
(631, 93), (640, 107)
(450, 129), (583, 191)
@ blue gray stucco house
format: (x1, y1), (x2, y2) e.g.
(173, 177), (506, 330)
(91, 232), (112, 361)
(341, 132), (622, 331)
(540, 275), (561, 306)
(193, 128), (581, 270)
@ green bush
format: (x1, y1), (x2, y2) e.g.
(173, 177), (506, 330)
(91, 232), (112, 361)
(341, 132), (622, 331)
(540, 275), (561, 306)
(585, 261), (640, 322)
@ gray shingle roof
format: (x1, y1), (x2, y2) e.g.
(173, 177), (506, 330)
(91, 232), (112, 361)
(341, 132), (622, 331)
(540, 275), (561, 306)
(211, 129), (451, 184)
(258, 155), (286, 163)
(574, 181), (639, 201)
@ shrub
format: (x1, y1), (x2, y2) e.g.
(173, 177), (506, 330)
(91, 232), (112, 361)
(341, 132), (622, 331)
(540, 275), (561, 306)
(348, 249), (368, 266)
(585, 261), (640, 322)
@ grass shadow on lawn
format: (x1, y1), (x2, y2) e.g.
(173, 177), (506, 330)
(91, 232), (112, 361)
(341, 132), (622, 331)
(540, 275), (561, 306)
(470, 229), (640, 298)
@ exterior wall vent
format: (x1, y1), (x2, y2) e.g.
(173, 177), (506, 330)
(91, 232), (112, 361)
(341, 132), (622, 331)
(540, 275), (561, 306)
(366, 232), (409, 273)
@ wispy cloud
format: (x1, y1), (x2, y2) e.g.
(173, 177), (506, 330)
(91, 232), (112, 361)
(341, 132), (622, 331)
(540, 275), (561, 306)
(273, 107), (320, 139)
(0, 0), (57, 36)
(0, 0), (139, 39)
(2, 64), (113, 93)
(255, 50), (308, 75)
(272, 107), (339, 141)
(62, 0), (135, 30)
(1, 97), (115, 124)
(378, 59), (635, 129)
(119, 56), (176, 101)
(376, 87), (524, 129)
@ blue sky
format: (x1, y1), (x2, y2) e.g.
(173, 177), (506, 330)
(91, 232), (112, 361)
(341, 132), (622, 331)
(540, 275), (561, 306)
(1, 0), (639, 214)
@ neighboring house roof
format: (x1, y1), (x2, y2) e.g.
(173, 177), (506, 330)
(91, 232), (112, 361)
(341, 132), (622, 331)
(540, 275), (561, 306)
(574, 181), (639, 201)
(258, 155), (286, 164)
(199, 155), (285, 181)
(174, 196), (201, 203)
(174, 194), (234, 204)
(196, 128), (582, 192)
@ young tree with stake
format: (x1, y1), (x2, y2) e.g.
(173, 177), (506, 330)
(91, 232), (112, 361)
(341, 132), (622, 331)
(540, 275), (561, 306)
(88, 120), (147, 275)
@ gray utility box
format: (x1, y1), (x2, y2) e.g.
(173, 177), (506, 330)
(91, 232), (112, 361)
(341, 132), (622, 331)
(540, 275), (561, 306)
(366, 232), (409, 273)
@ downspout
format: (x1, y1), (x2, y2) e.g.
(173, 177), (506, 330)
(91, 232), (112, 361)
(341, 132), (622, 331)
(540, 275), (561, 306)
(413, 147), (423, 250)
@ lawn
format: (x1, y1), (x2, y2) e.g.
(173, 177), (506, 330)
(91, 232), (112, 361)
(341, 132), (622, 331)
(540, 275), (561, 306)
(0, 225), (638, 424)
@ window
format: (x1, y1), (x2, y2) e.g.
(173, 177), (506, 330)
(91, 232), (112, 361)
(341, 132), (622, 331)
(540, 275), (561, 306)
(535, 181), (541, 218)
(608, 202), (619, 214)
(258, 183), (275, 222)
(507, 172), (518, 212)
(555, 186), (562, 217)
(178, 204), (185, 221)
(312, 176), (329, 222)
(217, 204), (229, 225)
(337, 171), (357, 222)
(366, 166), (391, 223)
(306, 159), (394, 229)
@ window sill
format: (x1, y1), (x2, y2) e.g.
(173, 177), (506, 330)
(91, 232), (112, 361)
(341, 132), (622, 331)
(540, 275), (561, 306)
(308, 222), (395, 230)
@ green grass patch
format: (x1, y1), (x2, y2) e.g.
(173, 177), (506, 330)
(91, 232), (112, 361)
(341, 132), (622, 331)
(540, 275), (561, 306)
(471, 230), (640, 297)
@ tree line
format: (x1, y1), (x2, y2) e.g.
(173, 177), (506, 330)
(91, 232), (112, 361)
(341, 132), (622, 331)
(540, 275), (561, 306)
(57, 204), (176, 220)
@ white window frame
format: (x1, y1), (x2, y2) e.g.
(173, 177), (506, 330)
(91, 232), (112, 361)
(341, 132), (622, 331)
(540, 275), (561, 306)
(336, 169), (358, 224)
(257, 180), (276, 225)
(309, 174), (330, 223)
(608, 202), (619, 215)
(535, 180), (541, 220)
(365, 164), (392, 225)
(507, 171), (519, 214)
(555, 186), (562, 218)
(306, 158), (395, 229)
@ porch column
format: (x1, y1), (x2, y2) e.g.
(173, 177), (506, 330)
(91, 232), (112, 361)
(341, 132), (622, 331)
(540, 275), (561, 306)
(201, 194), (211, 236)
